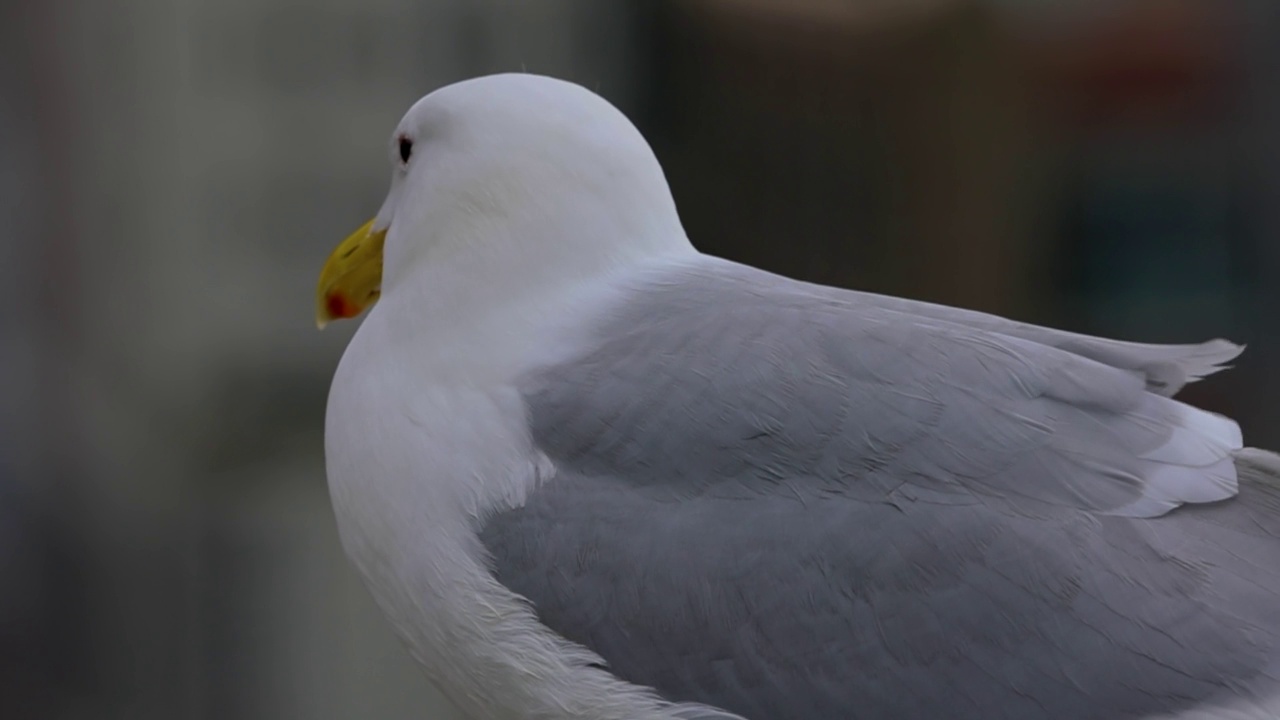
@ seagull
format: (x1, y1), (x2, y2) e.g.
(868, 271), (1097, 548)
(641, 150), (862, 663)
(315, 73), (1280, 720)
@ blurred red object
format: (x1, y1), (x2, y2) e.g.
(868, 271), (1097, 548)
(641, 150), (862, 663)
(1020, 0), (1243, 125)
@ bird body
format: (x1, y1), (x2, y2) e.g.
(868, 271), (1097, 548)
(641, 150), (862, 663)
(317, 74), (1280, 720)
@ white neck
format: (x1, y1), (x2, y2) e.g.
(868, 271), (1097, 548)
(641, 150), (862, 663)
(376, 190), (695, 385)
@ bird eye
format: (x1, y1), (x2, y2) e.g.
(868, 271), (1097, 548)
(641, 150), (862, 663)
(398, 136), (413, 164)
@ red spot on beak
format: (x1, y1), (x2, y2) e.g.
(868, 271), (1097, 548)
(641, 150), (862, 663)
(326, 293), (359, 319)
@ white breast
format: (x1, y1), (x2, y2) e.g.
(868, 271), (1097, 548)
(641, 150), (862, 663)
(322, 282), (724, 720)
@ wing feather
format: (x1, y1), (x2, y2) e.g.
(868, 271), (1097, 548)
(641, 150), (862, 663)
(479, 257), (1280, 720)
(524, 258), (1242, 518)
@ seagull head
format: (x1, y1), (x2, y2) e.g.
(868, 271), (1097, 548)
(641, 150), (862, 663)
(315, 73), (688, 329)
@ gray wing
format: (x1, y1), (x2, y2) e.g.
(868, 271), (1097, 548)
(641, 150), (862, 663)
(806, 285), (1243, 398)
(480, 258), (1280, 720)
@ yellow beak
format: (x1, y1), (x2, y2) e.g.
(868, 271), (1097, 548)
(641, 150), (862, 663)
(316, 218), (387, 329)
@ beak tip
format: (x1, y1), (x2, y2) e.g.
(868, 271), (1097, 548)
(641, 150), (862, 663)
(316, 291), (367, 329)
(315, 297), (336, 330)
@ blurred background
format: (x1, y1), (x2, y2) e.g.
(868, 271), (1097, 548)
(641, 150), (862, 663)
(2, 0), (1278, 718)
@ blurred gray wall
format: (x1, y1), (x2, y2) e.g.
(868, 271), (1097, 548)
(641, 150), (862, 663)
(2, 2), (641, 719)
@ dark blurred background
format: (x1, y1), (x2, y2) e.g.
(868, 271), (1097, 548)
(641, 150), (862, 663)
(2, 1), (1277, 718)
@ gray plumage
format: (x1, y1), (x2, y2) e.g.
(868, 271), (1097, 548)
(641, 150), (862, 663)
(479, 257), (1280, 720)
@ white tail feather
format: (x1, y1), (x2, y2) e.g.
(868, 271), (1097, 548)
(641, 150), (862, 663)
(1117, 399), (1243, 518)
